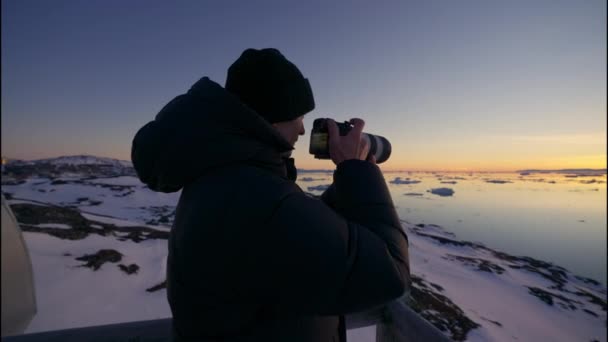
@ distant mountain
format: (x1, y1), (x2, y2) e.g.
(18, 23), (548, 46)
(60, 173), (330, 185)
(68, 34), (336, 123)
(6, 155), (132, 167)
(2, 155), (135, 179)
(517, 168), (606, 175)
(518, 168), (606, 172)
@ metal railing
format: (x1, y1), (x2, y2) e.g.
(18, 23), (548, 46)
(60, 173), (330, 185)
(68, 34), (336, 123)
(2, 296), (451, 342)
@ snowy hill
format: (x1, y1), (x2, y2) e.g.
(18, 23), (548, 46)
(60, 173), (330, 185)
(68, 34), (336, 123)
(2, 155), (135, 179)
(1, 159), (606, 341)
(33, 155), (133, 168)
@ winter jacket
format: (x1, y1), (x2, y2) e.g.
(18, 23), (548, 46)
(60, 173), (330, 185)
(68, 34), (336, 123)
(131, 77), (410, 342)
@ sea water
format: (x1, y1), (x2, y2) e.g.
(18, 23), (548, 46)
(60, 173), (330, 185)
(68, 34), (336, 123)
(298, 171), (607, 286)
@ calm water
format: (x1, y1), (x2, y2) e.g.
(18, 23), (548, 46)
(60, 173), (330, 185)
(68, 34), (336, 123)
(298, 171), (607, 285)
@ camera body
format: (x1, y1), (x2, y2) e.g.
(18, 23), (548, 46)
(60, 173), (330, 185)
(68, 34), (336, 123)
(309, 118), (392, 163)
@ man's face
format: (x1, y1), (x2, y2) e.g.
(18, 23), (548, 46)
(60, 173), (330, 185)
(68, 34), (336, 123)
(272, 115), (305, 147)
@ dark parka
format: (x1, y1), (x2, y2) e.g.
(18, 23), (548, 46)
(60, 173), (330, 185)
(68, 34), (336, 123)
(131, 77), (410, 342)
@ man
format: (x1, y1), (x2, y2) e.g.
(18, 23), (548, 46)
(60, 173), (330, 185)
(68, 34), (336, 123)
(131, 48), (410, 341)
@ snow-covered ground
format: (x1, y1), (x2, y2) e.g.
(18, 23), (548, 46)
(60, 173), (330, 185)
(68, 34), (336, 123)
(23, 233), (169, 332)
(3, 176), (180, 227)
(2, 164), (606, 341)
(405, 222), (606, 341)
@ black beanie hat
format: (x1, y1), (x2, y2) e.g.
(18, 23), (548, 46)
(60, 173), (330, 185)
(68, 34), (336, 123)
(225, 48), (315, 123)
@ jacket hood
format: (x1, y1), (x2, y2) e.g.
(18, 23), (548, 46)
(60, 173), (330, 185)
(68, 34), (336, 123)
(131, 77), (294, 193)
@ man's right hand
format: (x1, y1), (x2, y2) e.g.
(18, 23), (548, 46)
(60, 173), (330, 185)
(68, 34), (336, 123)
(327, 118), (375, 165)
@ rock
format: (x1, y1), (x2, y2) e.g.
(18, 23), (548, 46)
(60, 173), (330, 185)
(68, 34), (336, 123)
(146, 280), (167, 292)
(410, 275), (481, 341)
(527, 287), (579, 310)
(75, 249), (123, 270)
(11, 203), (169, 242)
(443, 254), (505, 275)
(118, 263), (139, 275)
(11, 203), (89, 227)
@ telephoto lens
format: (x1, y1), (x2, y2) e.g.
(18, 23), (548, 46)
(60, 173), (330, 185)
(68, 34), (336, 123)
(309, 118), (391, 163)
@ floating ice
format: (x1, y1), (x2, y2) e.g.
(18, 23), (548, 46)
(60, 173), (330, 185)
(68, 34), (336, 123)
(428, 188), (455, 197)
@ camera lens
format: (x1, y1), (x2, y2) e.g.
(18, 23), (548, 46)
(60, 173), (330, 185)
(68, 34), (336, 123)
(363, 133), (391, 163)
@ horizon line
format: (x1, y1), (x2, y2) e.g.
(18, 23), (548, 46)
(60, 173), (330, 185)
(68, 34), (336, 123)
(2, 154), (606, 174)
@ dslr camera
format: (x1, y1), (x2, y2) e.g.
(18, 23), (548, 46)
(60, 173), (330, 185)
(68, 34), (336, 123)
(309, 118), (391, 163)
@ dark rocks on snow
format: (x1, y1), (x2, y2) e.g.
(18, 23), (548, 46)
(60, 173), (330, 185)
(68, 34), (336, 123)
(443, 254), (505, 275)
(146, 280), (167, 292)
(12, 203), (90, 227)
(527, 287), (581, 311)
(409, 275), (481, 341)
(11, 203), (169, 243)
(75, 249), (122, 270)
(118, 263), (140, 275)
(480, 316), (502, 327)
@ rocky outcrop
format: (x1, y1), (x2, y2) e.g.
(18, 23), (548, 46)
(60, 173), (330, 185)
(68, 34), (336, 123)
(11, 203), (169, 242)
(75, 249), (123, 270)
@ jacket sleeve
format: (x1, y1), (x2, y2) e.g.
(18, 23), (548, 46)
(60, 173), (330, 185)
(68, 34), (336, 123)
(261, 159), (410, 315)
(320, 183), (337, 209)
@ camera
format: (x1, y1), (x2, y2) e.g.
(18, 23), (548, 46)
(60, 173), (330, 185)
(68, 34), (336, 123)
(309, 118), (391, 163)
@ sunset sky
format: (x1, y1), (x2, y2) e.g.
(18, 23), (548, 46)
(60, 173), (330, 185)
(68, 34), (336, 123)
(2, 0), (606, 171)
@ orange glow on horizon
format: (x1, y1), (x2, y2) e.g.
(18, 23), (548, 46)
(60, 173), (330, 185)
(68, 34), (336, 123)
(8, 150), (606, 174)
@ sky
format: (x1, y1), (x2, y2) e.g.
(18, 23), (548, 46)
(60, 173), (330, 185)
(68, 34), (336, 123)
(2, 0), (606, 171)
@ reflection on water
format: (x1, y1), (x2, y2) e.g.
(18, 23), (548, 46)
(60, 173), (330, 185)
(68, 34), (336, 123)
(298, 171), (607, 285)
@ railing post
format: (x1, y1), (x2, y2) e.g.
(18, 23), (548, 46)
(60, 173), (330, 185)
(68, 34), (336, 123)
(376, 306), (405, 342)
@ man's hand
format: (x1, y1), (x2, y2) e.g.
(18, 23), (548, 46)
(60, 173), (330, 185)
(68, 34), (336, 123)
(327, 118), (376, 165)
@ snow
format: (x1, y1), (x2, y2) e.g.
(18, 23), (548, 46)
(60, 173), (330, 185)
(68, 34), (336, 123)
(20, 224), (375, 336)
(81, 213), (171, 231)
(35, 223), (72, 230)
(84, 176), (142, 186)
(3, 176), (180, 227)
(23, 233), (170, 333)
